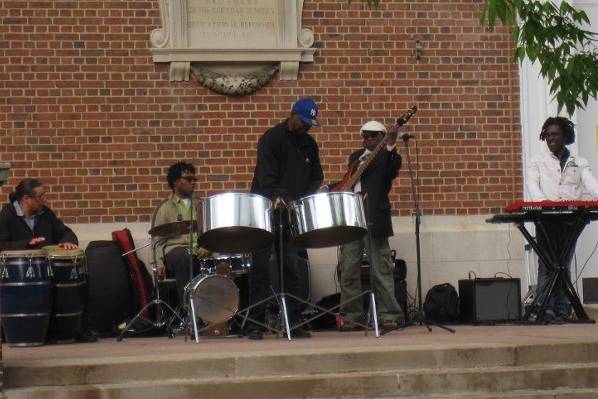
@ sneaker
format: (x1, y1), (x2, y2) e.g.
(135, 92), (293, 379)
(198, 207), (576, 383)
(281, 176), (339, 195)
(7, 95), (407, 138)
(285, 326), (311, 339)
(246, 329), (264, 340)
(380, 320), (398, 330)
(338, 322), (365, 332)
(76, 328), (99, 343)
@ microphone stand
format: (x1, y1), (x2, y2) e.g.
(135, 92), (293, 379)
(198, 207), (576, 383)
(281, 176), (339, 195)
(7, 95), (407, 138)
(402, 135), (455, 334)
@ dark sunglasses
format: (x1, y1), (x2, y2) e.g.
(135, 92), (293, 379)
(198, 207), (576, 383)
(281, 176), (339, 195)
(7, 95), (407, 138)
(361, 131), (380, 139)
(180, 176), (197, 182)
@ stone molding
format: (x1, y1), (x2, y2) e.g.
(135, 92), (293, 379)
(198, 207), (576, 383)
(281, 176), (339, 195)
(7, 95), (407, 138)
(150, 0), (316, 93)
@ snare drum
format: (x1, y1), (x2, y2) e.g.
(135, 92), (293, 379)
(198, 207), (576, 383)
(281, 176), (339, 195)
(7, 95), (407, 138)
(184, 274), (239, 325)
(43, 246), (86, 344)
(202, 254), (251, 278)
(0, 250), (52, 347)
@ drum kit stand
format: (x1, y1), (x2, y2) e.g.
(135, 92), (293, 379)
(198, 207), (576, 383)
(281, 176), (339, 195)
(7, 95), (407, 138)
(116, 229), (185, 342)
(116, 190), (385, 342)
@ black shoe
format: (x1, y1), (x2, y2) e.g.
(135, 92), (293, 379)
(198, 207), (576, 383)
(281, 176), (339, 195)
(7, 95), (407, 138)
(247, 329), (264, 340)
(286, 326), (311, 339)
(76, 328), (99, 343)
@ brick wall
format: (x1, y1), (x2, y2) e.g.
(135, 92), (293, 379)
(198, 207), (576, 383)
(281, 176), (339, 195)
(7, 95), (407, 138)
(0, 0), (522, 224)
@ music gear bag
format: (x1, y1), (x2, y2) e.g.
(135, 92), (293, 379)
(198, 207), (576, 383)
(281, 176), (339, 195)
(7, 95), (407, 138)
(85, 240), (133, 334)
(424, 283), (459, 323)
(112, 228), (154, 319)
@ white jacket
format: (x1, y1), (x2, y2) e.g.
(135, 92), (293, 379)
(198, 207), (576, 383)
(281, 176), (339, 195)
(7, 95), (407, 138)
(527, 147), (598, 201)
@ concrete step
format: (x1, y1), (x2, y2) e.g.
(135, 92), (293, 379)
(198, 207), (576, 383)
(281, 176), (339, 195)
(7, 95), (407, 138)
(402, 388), (598, 398)
(6, 362), (598, 399)
(7, 341), (598, 388)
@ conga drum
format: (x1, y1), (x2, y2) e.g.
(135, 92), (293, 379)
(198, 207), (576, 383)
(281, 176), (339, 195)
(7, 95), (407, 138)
(43, 246), (86, 343)
(0, 250), (52, 347)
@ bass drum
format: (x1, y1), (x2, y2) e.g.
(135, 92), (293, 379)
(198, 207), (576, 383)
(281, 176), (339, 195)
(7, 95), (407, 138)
(198, 192), (273, 253)
(289, 192), (367, 248)
(184, 274), (239, 325)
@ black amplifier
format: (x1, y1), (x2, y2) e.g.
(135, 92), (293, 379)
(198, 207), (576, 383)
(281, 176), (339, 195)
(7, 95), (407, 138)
(459, 278), (521, 323)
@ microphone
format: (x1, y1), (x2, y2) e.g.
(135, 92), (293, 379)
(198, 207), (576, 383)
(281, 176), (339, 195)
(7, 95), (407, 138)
(399, 133), (415, 141)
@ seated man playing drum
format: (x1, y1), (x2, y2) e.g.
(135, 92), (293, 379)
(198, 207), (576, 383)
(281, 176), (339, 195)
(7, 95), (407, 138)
(152, 162), (209, 307)
(0, 178), (97, 342)
(0, 178), (78, 251)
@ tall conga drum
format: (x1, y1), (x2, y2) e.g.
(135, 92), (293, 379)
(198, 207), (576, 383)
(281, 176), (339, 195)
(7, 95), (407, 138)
(43, 246), (86, 343)
(0, 250), (52, 347)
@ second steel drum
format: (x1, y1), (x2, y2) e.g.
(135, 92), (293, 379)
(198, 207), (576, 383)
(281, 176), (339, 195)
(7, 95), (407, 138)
(198, 192), (273, 253)
(289, 192), (367, 248)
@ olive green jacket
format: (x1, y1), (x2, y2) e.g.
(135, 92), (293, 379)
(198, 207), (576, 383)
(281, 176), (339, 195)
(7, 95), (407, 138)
(151, 194), (198, 267)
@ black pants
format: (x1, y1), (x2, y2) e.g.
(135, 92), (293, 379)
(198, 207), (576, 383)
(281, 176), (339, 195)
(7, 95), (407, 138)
(164, 247), (201, 304)
(248, 233), (305, 329)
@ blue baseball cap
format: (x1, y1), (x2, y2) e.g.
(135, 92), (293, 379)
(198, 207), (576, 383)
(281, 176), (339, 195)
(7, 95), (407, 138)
(291, 97), (319, 127)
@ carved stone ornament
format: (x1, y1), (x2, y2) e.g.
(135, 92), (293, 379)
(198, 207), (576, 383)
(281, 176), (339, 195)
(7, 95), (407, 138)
(150, 0), (316, 95)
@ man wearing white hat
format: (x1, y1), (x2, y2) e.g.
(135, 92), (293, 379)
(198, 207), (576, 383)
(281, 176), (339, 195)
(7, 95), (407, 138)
(338, 120), (405, 332)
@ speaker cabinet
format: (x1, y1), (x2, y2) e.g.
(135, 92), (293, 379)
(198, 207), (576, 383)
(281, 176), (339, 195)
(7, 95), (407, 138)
(459, 278), (521, 323)
(582, 277), (598, 304)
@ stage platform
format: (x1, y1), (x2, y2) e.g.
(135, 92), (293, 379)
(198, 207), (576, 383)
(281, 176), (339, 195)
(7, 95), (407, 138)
(4, 324), (598, 398)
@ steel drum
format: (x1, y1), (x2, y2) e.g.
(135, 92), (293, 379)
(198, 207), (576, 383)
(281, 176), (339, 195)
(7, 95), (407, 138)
(289, 192), (367, 248)
(0, 250), (52, 347)
(43, 246), (86, 344)
(198, 192), (273, 253)
(185, 274), (239, 324)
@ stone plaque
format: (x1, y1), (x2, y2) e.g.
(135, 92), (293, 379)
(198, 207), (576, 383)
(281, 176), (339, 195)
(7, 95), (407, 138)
(187, 0), (278, 49)
(150, 0), (316, 94)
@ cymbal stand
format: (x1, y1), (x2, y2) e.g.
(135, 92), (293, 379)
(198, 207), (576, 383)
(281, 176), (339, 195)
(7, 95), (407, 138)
(186, 196), (196, 341)
(117, 236), (185, 341)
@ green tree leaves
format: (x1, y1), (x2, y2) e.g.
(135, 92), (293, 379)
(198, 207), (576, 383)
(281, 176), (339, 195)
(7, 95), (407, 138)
(481, 0), (598, 115)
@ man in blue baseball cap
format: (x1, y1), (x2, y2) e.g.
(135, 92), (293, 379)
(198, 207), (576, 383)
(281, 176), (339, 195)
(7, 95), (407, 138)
(291, 97), (319, 127)
(247, 97), (323, 340)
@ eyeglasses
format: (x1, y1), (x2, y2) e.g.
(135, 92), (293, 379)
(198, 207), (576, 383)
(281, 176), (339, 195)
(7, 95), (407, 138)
(361, 131), (380, 140)
(29, 191), (47, 201)
(180, 176), (197, 182)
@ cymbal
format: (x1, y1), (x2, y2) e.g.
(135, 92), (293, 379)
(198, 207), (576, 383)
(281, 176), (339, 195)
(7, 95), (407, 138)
(148, 221), (197, 237)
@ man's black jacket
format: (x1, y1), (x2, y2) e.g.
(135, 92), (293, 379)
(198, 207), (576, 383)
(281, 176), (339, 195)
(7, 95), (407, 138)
(348, 147), (401, 238)
(0, 202), (78, 251)
(251, 120), (323, 201)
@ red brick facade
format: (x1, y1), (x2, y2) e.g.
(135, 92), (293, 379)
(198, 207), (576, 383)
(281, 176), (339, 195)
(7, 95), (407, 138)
(0, 0), (522, 224)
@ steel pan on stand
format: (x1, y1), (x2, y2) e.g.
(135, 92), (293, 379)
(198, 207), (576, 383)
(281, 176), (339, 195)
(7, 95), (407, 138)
(289, 192), (367, 248)
(197, 192), (273, 253)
